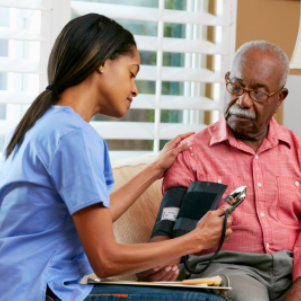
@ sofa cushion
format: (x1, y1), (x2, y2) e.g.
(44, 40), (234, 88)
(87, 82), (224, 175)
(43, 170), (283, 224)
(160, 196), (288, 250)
(112, 154), (162, 244)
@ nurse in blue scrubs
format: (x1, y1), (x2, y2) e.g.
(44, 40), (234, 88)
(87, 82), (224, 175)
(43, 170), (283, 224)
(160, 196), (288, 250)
(0, 13), (231, 301)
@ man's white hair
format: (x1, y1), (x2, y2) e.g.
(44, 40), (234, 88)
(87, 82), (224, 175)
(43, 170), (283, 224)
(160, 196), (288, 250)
(231, 40), (289, 87)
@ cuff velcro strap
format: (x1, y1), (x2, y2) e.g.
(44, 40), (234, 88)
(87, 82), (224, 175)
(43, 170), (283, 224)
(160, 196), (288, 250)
(151, 186), (187, 238)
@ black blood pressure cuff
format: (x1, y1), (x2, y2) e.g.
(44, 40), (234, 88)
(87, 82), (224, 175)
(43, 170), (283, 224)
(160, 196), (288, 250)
(151, 181), (228, 239)
(172, 181), (227, 238)
(151, 186), (187, 238)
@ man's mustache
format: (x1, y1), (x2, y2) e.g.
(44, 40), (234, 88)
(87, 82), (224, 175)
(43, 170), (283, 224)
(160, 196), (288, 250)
(228, 105), (256, 120)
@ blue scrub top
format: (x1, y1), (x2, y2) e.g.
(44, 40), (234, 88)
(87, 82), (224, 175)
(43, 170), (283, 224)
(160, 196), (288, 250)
(0, 106), (114, 301)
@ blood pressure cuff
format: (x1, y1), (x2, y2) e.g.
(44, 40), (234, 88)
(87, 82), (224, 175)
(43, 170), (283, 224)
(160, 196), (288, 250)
(151, 181), (227, 239)
(151, 186), (187, 238)
(173, 181), (227, 237)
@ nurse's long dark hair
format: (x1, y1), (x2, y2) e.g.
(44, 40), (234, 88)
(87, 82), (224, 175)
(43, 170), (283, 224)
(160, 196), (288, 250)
(5, 13), (136, 159)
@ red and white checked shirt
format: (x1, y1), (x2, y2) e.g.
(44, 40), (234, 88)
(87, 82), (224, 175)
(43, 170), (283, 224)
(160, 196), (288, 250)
(163, 117), (301, 280)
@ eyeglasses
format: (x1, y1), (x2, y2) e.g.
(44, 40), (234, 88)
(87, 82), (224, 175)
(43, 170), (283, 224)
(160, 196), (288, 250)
(225, 72), (283, 103)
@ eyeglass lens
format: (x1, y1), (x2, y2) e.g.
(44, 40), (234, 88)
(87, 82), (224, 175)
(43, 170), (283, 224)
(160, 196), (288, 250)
(226, 83), (268, 102)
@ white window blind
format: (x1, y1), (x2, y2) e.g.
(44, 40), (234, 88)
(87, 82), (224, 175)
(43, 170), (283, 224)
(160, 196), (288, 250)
(71, 0), (237, 160)
(0, 0), (70, 153)
(0, 0), (237, 161)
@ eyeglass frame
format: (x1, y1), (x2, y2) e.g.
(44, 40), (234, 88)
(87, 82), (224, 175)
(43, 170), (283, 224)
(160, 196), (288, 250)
(225, 71), (284, 103)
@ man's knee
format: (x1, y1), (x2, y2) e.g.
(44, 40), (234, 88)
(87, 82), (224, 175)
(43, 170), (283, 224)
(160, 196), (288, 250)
(226, 273), (269, 301)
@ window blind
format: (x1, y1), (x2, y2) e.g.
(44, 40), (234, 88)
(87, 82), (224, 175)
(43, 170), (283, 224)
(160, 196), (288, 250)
(0, 0), (237, 161)
(71, 0), (237, 160)
(0, 0), (70, 150)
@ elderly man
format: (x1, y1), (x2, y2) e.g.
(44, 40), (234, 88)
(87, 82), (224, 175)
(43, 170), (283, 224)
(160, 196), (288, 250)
(140, 41), (301, 301)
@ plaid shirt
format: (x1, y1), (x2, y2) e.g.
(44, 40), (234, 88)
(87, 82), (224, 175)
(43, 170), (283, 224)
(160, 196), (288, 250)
(163, 116), (301, 280)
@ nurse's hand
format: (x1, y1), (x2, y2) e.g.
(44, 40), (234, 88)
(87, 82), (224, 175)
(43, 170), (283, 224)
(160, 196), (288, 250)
(153, 132), (194, 178)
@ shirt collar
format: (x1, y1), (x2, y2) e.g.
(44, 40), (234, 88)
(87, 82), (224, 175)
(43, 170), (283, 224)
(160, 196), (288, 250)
(266, 117), (291, 148)
(208, 116), (232, 146)
(209, 116), (291, 149)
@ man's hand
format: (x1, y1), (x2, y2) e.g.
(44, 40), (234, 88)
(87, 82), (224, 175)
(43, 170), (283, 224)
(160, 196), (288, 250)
(283, 277), (301, 301)
(137, 264), (179, 282)
(137, 236), (181, 282)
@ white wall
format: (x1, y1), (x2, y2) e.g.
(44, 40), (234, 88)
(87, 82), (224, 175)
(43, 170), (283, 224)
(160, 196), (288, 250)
(283, 74), (301, 136)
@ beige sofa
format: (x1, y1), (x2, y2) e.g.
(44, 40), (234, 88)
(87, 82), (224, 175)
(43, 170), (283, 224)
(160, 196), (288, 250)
(112, 154), (162, 248)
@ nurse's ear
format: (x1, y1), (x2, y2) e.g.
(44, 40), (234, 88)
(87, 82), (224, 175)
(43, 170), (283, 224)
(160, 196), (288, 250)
(97, 66), (104, 74)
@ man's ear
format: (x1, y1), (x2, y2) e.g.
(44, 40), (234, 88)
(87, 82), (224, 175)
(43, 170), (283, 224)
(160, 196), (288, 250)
(279, 88), (289, 102)
(274, 88), (288, 114)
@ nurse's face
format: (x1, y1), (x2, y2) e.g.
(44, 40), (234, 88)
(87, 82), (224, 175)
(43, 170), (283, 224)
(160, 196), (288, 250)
(97, 46), (140, 118)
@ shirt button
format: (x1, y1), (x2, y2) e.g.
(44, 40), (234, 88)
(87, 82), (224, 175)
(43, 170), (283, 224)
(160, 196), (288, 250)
(257, 182), (262, 187)
(296, 181), (300, 187)
(261, 212), (264, 217)
(217, 179), (222, 184)
(266, 243), (270, 248)
(255, 155), (259, 159)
